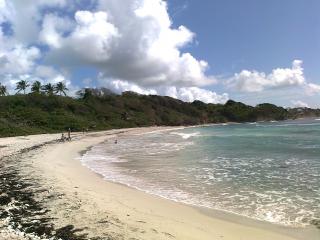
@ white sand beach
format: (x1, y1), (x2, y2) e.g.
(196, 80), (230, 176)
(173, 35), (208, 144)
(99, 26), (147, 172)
(0, 128), (317, 240)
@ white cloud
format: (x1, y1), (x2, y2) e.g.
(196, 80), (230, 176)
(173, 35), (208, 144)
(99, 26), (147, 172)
(34, 65), (71, 86)
(43, 11), (119, 63)
(0, 0), (10, 23)
(0, 45), (41, 75)
(305, 83), (320, 95)
(228, 60), (305, 92)
(35, 65), (59, 79)
(106, 79), (157, 95)
(165, 86), (229, 104)
(100, 78), (228, 104)
(291, 100), (310, 108)
(39, 14), (74, 48)
(0, 68), (72, 94)
(1, 0), (217, 100)
(2, 0), (318, 108)
(2, 0), (67, 43)
(0, 22), (69, 94)
(43, 0), (215, 87)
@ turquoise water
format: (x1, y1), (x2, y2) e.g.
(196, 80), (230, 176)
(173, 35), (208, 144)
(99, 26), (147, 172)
(81, 118), (320, 227)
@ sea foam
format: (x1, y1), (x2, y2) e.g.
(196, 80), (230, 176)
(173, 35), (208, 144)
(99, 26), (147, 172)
(79, 120), (320, 228)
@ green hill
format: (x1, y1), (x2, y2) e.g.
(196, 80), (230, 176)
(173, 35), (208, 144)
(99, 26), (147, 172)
(0, 90), (319, 137)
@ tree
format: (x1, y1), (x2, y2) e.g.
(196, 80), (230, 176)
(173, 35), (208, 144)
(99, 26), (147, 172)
(76, 88), (93, 100)
(31, 81), (42, 94)
(55, 82), (69, 96)
(15, 80), (30, 94)
(42, 83), (55, 96)
(0, 83), (7, 96)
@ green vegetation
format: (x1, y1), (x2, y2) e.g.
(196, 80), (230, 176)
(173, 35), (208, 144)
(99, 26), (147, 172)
(0, 81), (319, 137)
(55, 82), (68, 96)
(0, 83), (7, 96)
(31, 81), (42, 94)
(15, 80), (30, 94)
(42, 83), (55, 96)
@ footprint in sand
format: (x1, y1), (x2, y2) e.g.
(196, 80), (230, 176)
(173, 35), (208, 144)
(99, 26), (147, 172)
(151, 228), (158, 234)
(136, 220), (146, 224)
(162, 232), (175, 238)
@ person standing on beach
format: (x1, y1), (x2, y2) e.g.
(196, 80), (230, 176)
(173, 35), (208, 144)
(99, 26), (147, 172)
(68, 128), (71, 141)
(61, 133), (65, 142)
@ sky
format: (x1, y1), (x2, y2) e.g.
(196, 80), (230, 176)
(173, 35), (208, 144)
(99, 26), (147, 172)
(0, 0), (319, 108)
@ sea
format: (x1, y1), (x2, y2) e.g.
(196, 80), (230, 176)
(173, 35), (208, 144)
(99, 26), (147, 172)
(80, 118), (320, 228)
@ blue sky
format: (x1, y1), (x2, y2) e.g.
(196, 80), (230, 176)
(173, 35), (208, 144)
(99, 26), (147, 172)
(0, 0), (319, 107)
(168, 0), (320, 106)
(169, 0), (319, 77)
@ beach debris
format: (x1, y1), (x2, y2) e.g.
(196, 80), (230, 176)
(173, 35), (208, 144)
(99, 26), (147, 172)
(0, 193), (10, 205)
(310, 219), (320, 229)
(0, 151), (103, 240)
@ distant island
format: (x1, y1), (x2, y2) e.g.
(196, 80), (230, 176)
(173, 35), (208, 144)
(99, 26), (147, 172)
(0, 85), (319, 137)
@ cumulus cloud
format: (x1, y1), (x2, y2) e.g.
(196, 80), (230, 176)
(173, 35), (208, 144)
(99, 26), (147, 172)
(0, 45), (40, 75)
(0, 30), (71, 94)
(39, 14), (74, 48)
(0, 0), (10, 23)
(2, 0), (317, 107)
(0, 25), (43, 93)
(0, 0), (220, 101)
(0, 0), (79, 95)
(34, 65), (71, 86)
(291, 100), (310, 108)
(305, 83), (320, 95)
(100, 78), (228, 104)
(43, 11), (120, 63)
(165, 86), (229, 104)
(0, 24), (71, 94)
(1, 0), (67, 43)
(0, 68), (72, 94)
(106, 79), (158, 95)
(228, 60), (305, 92)
(42, 0), (215, 87)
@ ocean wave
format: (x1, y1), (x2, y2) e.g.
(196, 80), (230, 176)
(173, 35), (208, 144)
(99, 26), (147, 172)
(80, 148), (319, 227)
(146, 141), (194, 154)
(170, 131), (201, 139)
(80, 154), (317, 227)
(77, 120), (320, 228)
(257, 123), (320, 127)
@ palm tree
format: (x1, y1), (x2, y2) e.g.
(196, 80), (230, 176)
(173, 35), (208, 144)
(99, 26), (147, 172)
(55, 82), (69, 96)
(31, 81), (42, 94)
(0, 83), (7, 96)
(15, 80), (30, 94)
(42, 83), (55, 96)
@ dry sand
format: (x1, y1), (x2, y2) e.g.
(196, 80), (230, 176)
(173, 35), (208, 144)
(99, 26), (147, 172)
(0, 128), (317, 240)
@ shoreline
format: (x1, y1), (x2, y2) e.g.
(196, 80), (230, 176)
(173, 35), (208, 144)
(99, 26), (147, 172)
(77, 127), (319, 240)
(0, 128), (319, 239)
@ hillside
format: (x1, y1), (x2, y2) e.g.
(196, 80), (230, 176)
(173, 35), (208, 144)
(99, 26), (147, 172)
(0, 90), (319, 137)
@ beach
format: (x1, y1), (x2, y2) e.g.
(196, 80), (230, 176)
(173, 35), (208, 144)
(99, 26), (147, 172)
(0, 127), (318, 240)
